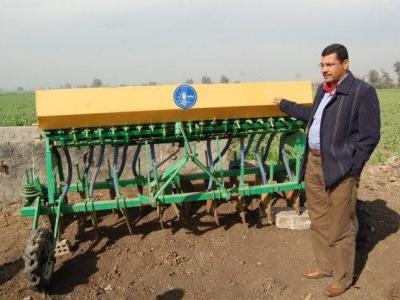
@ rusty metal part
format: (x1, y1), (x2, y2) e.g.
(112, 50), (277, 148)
(0, 161), (9, 174)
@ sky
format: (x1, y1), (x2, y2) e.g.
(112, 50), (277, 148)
(0, 0), (399, 90)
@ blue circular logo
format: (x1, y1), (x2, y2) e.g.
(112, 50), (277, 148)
(173, 85), (197, 109)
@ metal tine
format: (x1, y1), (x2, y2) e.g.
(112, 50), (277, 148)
(83, 145), (94, 183)
(89, 144), (105, 198)
(254, 133), (272, 225)
(278, 134), (297, 212)
(278, 134), (301, 215)
(156, 204), (164, 229)
(259, 133), (279, 224)
(266, 196), (279, 225)
(289, 190), (301, 215)
(205, 139), (219, 225)
(54, 147), (73, 240)
(279, 134), (294, 181)
(78, 145), (94, 236)
(149, 143), (165, 229)
(206, 140), (214, 191)
(149, 142), (180, 227)
(236, 136), (246, 224)
(208, 137), (232, 225)
(112, 144), (133, 235)
(88, 144), (105, 240)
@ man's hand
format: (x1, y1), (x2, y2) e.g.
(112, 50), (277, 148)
(273, 97), (283, 105)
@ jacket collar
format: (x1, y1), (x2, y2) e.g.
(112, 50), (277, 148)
(335, 71), (354, 95)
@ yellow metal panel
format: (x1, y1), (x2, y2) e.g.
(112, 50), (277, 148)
(36, 81), (312, 130)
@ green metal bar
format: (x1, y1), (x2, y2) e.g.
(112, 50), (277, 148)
(55, 147), (65, 184)
(239, 138), (245, 187)
(268, 163), (275, 183)
(216, 137), (224, 185)
(190, 156), (229, 199)
(239, 182), (304, 196)
(107, 159), (112, 180)
(295, 156), (301, 181)
(21, 181), (304, 217)
(44, 118), (305, 148)
(65, 160), (297, 194)
(22, 117), (306, 229)
(53, 197), (63, 241)
(144, 142), (153, 198)
(150, 144), (160, 194)
(152, 156), (188, 204)
(32, 196), (41, 230)
(45, 138), (56, 204)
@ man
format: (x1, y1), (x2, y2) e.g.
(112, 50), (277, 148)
(273, 44), (380, 297)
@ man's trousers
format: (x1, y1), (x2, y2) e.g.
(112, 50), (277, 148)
(305, 151), (359, 289)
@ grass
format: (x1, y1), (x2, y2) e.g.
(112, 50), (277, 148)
(369, 89), (400, 164)
(0, 92), (35, 126)
(0, 89), (399, 163)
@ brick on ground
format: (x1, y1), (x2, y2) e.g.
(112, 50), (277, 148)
(274, 208), (311, 230)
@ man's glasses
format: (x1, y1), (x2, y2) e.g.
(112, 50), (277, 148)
(319, 62), (339, 69)
(318, 63), (346, 69)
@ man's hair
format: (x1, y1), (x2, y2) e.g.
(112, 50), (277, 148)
(321, 44), (348, 62)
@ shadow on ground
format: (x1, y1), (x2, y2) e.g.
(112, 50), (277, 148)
(46, 201), (264, 295)
(0, 257), (24, 285)
(156, 288), (185, 300)
(354, 199), (400, 284)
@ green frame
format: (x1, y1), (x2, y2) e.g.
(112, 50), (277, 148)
(21, 117), (306, 249)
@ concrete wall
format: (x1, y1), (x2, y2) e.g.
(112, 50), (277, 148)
(0, 127), (230, 208)
(0, 127), (45, 208)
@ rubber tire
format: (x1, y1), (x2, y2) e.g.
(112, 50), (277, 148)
(22, 228), (54, 291)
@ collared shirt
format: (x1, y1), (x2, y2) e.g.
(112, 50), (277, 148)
(308, 73), (348, 150)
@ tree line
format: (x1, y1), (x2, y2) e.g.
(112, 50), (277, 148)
(5, 61), (400, 91)
(35, 75), (238, 90)
(365, 60), (400, 89)
(58, 62), (400, 90)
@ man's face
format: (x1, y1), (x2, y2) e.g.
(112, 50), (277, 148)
(320, 53), (349, 84)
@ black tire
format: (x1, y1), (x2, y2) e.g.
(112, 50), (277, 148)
(22, 228), (55, 291)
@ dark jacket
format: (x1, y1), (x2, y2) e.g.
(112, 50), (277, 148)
(280, 71), (380, 188)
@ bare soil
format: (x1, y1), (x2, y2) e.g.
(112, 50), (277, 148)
(1, 158), (399, 300)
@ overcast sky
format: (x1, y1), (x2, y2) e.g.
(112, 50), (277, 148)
(1, 0), (399, 90)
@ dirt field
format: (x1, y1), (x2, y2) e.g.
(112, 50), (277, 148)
(1, 158), (399, 300)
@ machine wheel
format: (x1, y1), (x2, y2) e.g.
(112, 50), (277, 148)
(23, 228), (54, 291)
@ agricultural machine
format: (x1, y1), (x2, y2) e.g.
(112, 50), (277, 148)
(20, 81), (312, 289)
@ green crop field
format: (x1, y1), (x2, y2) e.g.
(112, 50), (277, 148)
(0, 89), (399, 163)
(370, 89), (400, 163)
(0, 92), (35, 126)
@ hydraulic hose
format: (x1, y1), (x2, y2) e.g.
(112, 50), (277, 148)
(213, 138), (232, 165)
(132, 144), (142, 178)
(83, 145), (94, 181)
(59, 147), (72, 201)
(262, 133), (277, 163)
(254, 133), (267, 184)
(118, 143), (128, 178)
